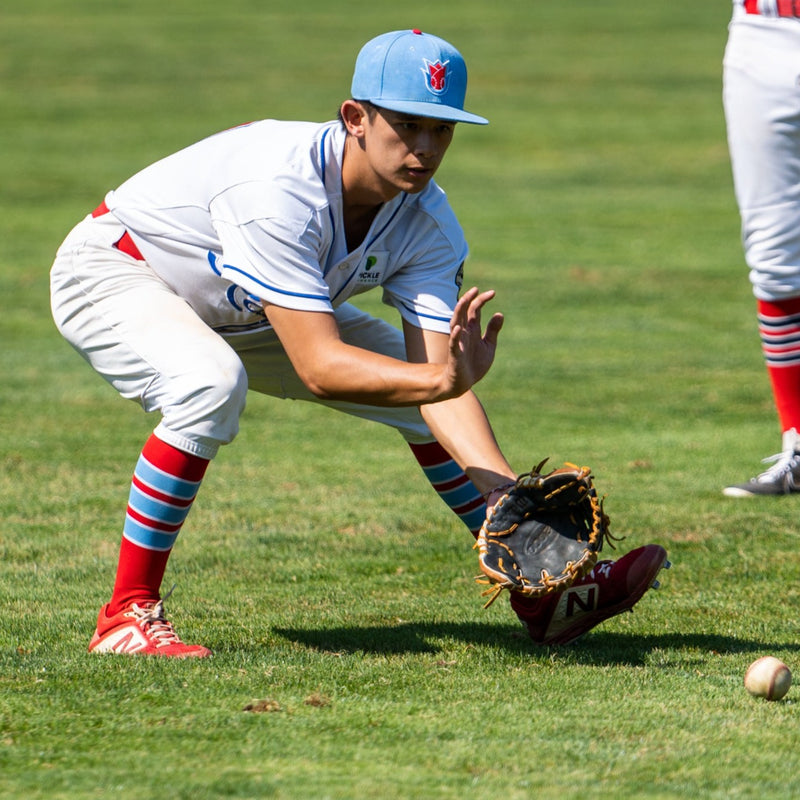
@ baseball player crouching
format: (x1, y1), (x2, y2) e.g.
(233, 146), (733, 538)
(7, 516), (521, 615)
(50, 29), (667, 657)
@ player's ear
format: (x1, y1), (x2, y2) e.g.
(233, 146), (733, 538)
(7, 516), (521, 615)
(340, 99), (369, 138)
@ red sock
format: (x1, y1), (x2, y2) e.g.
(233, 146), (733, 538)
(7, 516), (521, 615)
(758, 297), (800, 433)
(107, 434), (209, 615)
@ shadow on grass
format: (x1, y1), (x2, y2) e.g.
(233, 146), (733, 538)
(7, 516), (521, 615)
(273, 622), (800, 666)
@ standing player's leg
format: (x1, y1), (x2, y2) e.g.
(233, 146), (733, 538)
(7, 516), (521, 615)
(723, 19), (800, 496)
(51, 214), (247, 656)
(723, 295), (800, 496)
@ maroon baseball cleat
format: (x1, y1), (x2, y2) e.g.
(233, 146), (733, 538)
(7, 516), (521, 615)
(509, 544), (670, 646)
(88, 598), (212, 658)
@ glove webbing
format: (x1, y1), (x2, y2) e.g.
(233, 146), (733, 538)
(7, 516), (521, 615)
(474, 465), (617, 608)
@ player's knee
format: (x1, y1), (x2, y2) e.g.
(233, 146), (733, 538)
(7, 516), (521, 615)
(159, 351), (248, 439)
(199, 353), (248, 416)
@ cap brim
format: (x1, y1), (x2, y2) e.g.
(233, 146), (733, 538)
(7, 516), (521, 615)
(368, 98), (489, 125)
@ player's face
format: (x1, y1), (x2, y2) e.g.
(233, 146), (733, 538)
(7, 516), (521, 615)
(361, 107), (456, 197)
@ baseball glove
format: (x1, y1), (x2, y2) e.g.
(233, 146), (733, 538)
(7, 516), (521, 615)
(475, 459), (613, 607)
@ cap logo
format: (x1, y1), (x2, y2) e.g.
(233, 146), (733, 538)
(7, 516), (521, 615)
(422, 59), (449, 95)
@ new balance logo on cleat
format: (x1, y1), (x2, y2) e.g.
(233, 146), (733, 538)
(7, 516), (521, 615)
(88, 594), (212, 658)
(90, 628), (151, 655)
(542, 582), (601, 641)
(563, 584), (598, 615)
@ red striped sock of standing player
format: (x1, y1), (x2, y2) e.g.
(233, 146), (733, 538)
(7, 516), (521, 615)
(106, 434), (210, 615)
(408, 441), (487, 538)
(758, 297), (800, 439)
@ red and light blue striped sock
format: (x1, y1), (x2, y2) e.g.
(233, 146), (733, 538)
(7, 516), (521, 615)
(107, 434), (209, 615)
(408, 441), (487, 537)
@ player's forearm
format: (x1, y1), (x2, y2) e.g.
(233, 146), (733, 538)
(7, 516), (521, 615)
(420, 391), (516, 496)
(298, 342), (461, 406)
(264, 302), (467, 406)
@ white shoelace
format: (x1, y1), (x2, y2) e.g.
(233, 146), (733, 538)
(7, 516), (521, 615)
(757, 449), (800, 484)
(128, 601), (183, 646)
(128, 585), (182, 646)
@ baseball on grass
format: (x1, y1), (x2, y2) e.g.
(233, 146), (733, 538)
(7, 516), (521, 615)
(744, 656), (792, 701)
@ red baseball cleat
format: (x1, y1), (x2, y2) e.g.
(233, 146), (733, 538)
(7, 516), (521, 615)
(88, 598), (212, 658)
(509, 544), (670, 646)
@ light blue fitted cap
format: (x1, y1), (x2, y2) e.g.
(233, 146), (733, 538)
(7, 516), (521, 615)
(351, 29), (488, 125)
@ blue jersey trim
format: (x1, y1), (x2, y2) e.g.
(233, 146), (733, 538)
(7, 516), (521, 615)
(208, 251), (330, 303)
(208, 250), (222, 275)
(397, 298), (450, 324)
(320, 127), (337, 272)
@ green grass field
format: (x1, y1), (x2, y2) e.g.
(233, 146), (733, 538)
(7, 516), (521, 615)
(3, 1), (800, 797)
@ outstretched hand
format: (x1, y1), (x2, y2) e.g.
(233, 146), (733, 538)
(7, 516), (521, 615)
(446, 286), (504, 396)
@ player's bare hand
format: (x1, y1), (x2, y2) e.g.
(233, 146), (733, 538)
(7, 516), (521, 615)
(445, 287), (504, 396)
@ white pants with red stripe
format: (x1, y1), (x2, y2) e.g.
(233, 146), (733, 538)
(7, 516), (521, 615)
(50, 214), (433, 459)
(723, 12), (800, 301)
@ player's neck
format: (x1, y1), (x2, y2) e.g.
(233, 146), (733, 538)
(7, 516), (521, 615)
(342, 204), (380, 252)
(341, 136), (394, 250)
(342, 133), (401, 200)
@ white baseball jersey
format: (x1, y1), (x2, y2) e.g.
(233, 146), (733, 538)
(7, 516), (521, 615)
(104, 119), (467, 336)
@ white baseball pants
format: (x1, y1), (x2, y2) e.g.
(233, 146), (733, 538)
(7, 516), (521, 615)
(723, 14), (800, 300)
(50, 213), (433, 459)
